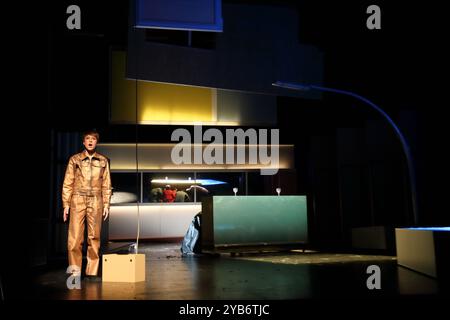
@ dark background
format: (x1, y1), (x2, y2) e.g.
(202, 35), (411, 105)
(4, 0), (448, 301)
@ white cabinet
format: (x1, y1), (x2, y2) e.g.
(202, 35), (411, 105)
(109, 203), (201, 240)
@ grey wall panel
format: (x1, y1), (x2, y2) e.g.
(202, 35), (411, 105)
(127, 3), (323, 98)
(216, 89), (277, 126)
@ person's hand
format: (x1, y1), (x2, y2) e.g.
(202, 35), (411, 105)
(103, 207), (110, 221)
(63, 207), (70, 222)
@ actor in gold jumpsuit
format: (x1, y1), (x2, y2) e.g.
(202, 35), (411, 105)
(62, 131), (112, 276)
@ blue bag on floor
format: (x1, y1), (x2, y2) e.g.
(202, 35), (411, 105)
(181, 213), (201, 255)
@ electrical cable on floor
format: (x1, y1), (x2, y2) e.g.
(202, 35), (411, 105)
(134, 11), (140, 255)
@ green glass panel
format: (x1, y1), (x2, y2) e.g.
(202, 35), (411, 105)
(210, 196), (307, 246)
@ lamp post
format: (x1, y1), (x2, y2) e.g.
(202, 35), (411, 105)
(272, 81), (419, 226)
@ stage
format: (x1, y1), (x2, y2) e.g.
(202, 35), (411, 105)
(26, 242), (444, 300)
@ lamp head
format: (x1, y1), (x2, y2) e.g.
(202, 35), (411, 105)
(272, 81), (312, 91)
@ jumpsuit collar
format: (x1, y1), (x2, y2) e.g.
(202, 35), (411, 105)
(81, 150), (100, 161)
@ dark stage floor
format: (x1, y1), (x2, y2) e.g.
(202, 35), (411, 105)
(27, 242), (446, 300)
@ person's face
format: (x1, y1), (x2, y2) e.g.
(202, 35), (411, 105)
(83, 135), (98, 152)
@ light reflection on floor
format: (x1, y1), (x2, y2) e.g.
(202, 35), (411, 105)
(28, 242), (443, 300)
(231, 251), (397, 265)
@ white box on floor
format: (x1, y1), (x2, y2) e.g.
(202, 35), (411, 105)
(102, 254), (146, 282)
(395, 227), (450, 278)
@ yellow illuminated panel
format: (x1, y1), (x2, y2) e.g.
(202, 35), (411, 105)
(111, 51), (215, 124)
(138, 82), (212, 122)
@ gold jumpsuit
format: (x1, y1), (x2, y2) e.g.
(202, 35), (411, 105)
(62, 150), (112, 276)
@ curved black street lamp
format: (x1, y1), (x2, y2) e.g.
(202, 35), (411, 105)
(272, 81), (419, 226)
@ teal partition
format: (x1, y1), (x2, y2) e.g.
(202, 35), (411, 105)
(202, 196), (308, 249)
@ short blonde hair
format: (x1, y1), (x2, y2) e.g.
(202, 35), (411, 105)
(82, 130), (99, 142)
